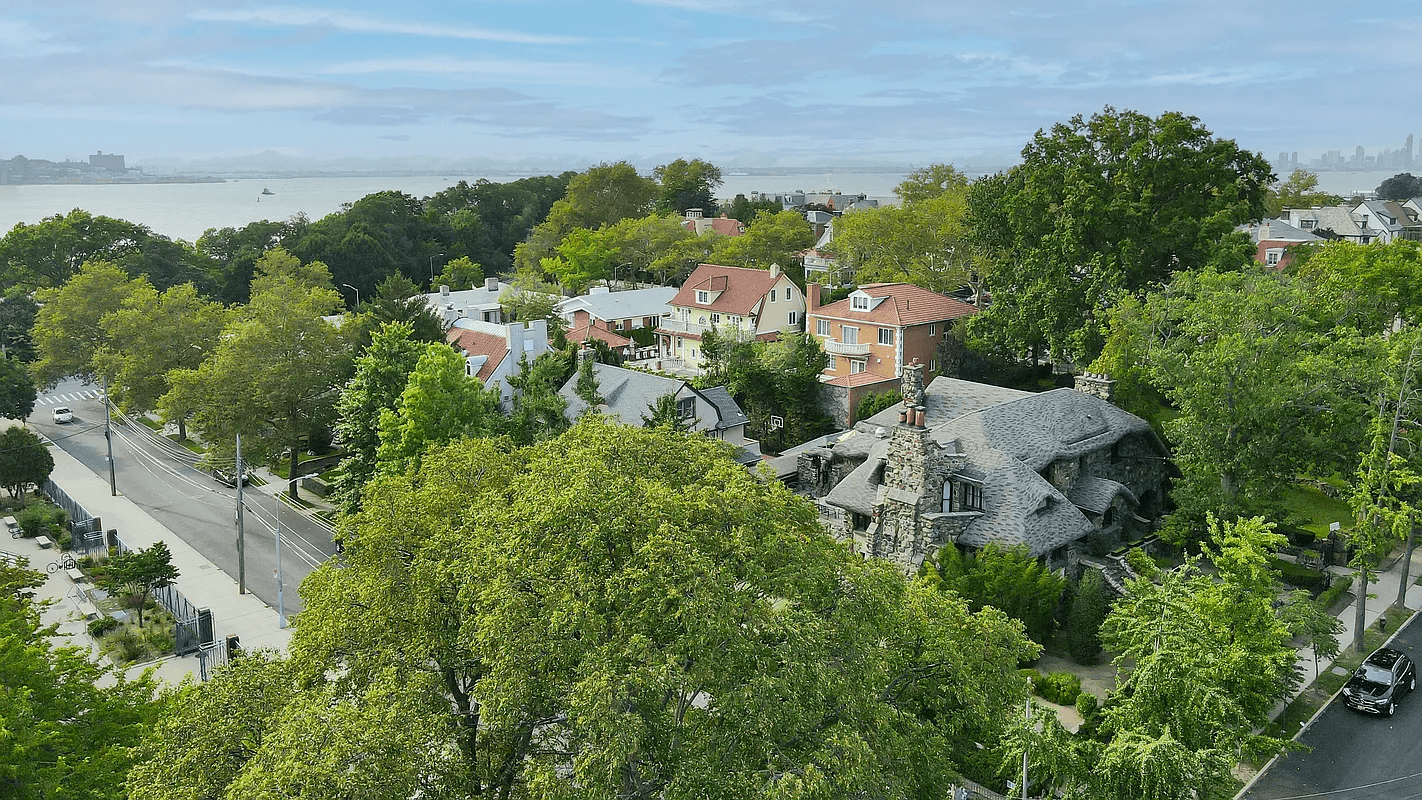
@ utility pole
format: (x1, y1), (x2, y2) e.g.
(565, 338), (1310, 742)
(1022, 699), (1030, 800)
(236, 432), (246, 594)
(102, 376), (116, 495)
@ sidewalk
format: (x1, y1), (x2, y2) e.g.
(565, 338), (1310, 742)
(5, 420), (293, 684)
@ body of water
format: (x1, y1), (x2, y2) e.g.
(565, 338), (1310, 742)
(0, 173), (911, 244)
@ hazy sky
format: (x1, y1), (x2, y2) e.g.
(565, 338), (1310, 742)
(4, 1), (1420, 169)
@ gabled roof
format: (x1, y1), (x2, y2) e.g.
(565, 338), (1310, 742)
(560, 362), (689, 426)
(1245, 220), (1320, 244)
(812, 283), (977, 327)
(557, 287), (676, 322)
(446, 327), (507, 383)
(670, 264), (783, 315)
(698, 386), (748, 429)
(567, 324), (632, 349)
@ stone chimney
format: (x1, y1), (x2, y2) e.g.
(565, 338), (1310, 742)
(901, 360), (925, 408)
(1073, 372), (1116, 403)
(807, 283), (821, 312)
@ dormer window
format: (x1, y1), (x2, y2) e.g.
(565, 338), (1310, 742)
(696, 290), (710, 304)
(851, 295), (870, 310)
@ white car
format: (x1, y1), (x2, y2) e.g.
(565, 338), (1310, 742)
(51, 407), (73, 424)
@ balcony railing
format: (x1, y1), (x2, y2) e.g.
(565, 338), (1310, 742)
(823, 338), (870, 356)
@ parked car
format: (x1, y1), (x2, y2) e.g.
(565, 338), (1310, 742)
(51, 406), (73, 423)
(1343, 647), (1416, 716)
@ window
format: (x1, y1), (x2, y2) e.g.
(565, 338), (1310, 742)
(711, 313), (721, 324)
(841, 326), (858, 345)
(676, 337), (683, 350)
(878, 327), (894, 345)
(1300, 219), (1316, 230)
(677, 396), (695, 419)
(787, 310), (799, 326)
(729, 315), (741, 327)
(851, 295), (870, 310)
(1265, 248), (1284, 266)
(770, 290), (777, 302)
(696, 290), (709, 304)
(928, 323), (937, 337)
(849, 359), (865, 374)
(816, 319), (831, 336)
(961, 482), (983, 511)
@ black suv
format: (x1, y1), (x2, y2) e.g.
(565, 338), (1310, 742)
(1343, 647), (1416, 716)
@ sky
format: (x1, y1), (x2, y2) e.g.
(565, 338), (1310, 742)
(2, 0), (1421, 172)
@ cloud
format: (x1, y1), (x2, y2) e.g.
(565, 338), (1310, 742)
(188, 7), (582, 45)
(319, 56), (650, 87)
(0, 18), (79, 56)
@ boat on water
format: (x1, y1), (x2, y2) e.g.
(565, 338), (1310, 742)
(261, 187), (275, 195)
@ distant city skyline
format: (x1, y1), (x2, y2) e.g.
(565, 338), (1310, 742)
(2, 2), (1420, 171)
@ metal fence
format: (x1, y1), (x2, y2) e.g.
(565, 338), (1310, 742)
(41, 477), (107, 554)
(112, 534), (216, 657)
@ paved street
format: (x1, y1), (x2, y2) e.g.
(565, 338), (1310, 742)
(1243, 612), (1422, 799)
(28, 378), (338, 616)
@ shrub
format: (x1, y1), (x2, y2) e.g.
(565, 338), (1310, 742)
(87, 616), (119, 637)
(1066, 569), (1109, 665)
(1075, 690), (1099, 718)
(108, 627), (147, 664)
(1272, 558), (1327, 590)
(16, 502), (66, 538)
(1032, 671), (1082, 706)
(1315, 575), (1354, 611)
(854, 390), (902, 423)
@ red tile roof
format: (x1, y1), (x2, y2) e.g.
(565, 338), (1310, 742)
(567, 324), (632, 349)
(811, 283), (976, 327)
(445, 328), (508, 382)
(823, 372), (900, 388)
(709, 217), (744, 236)
(670, 264), (783, 316)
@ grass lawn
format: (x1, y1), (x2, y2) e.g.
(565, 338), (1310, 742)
(136, 416), (162, 431)
(1280, 483), (1352, 538)
(166, 434), (204, 454)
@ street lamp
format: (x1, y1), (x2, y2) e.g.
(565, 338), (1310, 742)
(275, 472), (317, 629)
(340, 283), (360, 308)
(430, 253), (445, 286)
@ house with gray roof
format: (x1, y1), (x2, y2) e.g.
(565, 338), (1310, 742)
(798, 365), (1171, 572)
(559, 361), (762, 466)
(1280, 206), (1383, 244)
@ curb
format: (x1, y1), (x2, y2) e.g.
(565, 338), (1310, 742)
(1234, 603), (1422, 799)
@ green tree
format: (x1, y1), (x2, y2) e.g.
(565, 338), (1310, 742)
(99, 540), (179, 628)
(0, 426), (54, 498)
(642, 393), (691, 431)
(343, 273), (445, 350)
(375, 343), (499, 474)
(721, 194), (782, 223)
(434, 255), (483, 289)
(1, 559), (160, 800)
(95, 282), (228, 438)
(601, 213), (696, 283)
(1266, 168), (1343, 216)
(967, 106), (1272, 364)
(197, 217), (307, 304)
(331, 321), (427, 513)
(854, 389), (901, 423)
(1377, 172), (1422, 200)
(0, 354), (37, 420)
(29, 260), (144, 387)
(542, 226), (616, 294)
(424, 173), (572, 276)
(1065, 568), (1109, 665)
(292, 190), (443, 297)
(159, 249), (352, 498)
(710, 209), (815, 277)
(0, 289), (39, 362)
(501, 351), (572, 445)
(572, 356), (604, 411)
(926, 543), (1066, 645)
(894, 163), (970, 204)
(515, 162), (658, 271)
(654, 158), (723, 214)
(830, 190), (976, 293)
(142, 422), (1040, 798)
(498, 267), (563, 322)
(0, 209), (216, 292)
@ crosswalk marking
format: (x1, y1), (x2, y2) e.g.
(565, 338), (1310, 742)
(38, 390), (102, 406)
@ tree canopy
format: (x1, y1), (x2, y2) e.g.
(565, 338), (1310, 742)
(1376, 172), (1422, 201)
(0, 426), (53, 498)
(967, 106), (1272, 364)
(132, 420), (1039, 799)
(654, 158), (723, 215)
(1265, 169), (1343, 215)
(29, 260), (144, 388)
(0, 354), (37, 421)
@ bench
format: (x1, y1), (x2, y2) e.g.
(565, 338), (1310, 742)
(66, 567), (86, 582)
(76, 600), (99, 618)
(35, 535), (54, 549)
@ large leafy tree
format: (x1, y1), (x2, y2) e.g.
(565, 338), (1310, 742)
(1376, 172), (1422, 200)
(95, 282), (228, 437)
(342, 273), (445, 351)
(501, 351), (572, 446)
(1003, 517), (1306, 800)
(293, 190), (443, 297)
(1, 559), (161, 800)
(0, 426), (53, 498)
(1093, 267), (1380, 530)
(331, 321), (427, 513)
(196, 217), (307, 305)
(710, 209), (815, 277)
(0, 209), (215, 292)
(1265, 169), (1343, 216)
(424, 173), (573, 276)
(925, 542), (1065, 646)
(830, 186), (975, 294)
(0, 354), (37, 421)
(541, 226), (616, 294)
(894, 163), (971, 205)
(967, 107), (1272, 364)
(0, 289), (39, 362)
(515, 162), (658, 271)
(29, 260), (144, 387)
(160, 248), (353, 498)
(98, 540), (179, 628)
(654, 158), (723, 215)
(136, 421), (1039, 798)
(374, 343), (499, 474)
